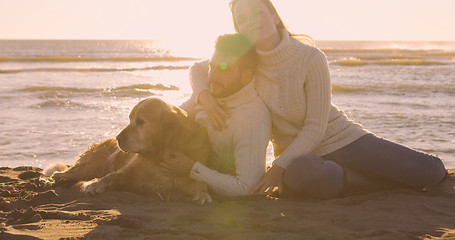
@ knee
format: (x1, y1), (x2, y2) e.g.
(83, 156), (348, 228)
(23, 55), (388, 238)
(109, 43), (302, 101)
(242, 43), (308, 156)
(418, 156), (447, 187)
(284, 155), (344, 199)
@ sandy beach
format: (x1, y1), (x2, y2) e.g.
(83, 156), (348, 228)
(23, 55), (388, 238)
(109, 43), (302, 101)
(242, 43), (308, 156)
(0, 166), (453, 240)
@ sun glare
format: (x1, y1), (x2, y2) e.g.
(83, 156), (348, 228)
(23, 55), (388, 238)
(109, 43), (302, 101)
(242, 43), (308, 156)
(139, 0), (234, 58)
(160, 35), (216, 59)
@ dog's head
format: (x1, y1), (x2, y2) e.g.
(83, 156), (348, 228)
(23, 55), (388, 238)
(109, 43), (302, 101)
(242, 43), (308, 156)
(116, 97), (187, 155)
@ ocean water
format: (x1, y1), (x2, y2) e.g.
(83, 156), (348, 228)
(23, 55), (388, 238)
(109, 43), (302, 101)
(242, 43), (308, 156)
(0, 40), (454, 169)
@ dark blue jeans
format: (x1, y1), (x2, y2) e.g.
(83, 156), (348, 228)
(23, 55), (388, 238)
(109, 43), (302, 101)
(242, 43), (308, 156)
(283, 134), (447, 199)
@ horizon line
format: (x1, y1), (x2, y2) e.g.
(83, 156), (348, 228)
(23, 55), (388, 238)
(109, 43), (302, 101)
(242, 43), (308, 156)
(1, 38), (455, 42)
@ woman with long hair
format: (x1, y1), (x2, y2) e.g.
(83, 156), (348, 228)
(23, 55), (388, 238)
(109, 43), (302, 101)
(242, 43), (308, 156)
(187, 0), (446, 199)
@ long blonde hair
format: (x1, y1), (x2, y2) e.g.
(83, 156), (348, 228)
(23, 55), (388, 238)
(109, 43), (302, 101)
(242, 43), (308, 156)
(229, 0), (314, 46)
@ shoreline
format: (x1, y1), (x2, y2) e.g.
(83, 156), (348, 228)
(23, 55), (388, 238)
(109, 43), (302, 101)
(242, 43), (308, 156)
(1, 166), (455, 240)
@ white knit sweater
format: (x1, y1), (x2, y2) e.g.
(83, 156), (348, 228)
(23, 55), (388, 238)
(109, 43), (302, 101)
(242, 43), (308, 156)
(189, 30), (369, 169)
(180, 80), (272, 196)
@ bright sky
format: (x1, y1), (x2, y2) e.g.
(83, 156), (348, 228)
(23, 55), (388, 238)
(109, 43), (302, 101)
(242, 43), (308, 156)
(1, 0), (455, 55)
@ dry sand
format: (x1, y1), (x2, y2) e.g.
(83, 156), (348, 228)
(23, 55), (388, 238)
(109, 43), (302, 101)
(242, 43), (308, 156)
(1, 166), (454, 240)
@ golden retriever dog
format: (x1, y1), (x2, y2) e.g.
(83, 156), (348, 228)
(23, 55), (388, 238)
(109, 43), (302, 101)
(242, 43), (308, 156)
(50, 97), (213, 204)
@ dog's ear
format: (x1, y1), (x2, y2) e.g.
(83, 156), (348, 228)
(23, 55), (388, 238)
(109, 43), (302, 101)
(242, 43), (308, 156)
(161, 110), (180, 127)
(162, 105), (189, 131)
(158, 108), (184, 142)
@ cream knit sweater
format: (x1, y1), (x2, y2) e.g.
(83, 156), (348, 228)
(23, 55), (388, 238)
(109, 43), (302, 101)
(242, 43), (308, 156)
(180, 81), (272, 196)
(189, 30), (368, 169)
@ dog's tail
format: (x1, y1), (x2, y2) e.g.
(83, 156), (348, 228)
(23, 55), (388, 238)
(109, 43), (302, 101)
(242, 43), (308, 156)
(43, 162), (69, 177)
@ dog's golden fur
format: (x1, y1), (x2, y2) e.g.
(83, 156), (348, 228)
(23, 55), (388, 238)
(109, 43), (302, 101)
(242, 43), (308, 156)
(51, 97), (213, 204)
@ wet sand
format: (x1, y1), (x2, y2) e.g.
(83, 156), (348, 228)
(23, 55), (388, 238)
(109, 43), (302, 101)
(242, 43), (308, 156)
(1, 166), (454, 240)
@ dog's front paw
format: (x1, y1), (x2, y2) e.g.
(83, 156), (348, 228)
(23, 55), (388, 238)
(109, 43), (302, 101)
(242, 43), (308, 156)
(82, 178), (107, 195)
(192, 191), (212, 204)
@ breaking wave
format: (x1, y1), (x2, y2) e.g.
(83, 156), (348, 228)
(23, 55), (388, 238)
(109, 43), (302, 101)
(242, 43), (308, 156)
(36, 99), (87, 109)
(0, 65), (189, 74)
(332, 83), (455, 94)
(0, 55), (196, 62)
(331, 57), (449, 66)
(17, 83), (179, 98)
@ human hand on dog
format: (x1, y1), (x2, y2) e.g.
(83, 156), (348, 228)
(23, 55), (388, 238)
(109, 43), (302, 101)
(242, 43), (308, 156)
(198, 90), (230, 131)
(161, 151), (196, 177)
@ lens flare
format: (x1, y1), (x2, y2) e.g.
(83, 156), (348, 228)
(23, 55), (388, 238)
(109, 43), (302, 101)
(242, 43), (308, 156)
(220, 62), (228, 71)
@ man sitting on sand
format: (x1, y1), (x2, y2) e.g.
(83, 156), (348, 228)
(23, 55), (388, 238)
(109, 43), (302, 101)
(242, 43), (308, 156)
(160, 34), (272, 197)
